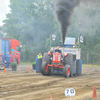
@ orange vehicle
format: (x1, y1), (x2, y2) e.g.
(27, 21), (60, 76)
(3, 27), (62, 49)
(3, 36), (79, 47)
(0, 38), (21, 64)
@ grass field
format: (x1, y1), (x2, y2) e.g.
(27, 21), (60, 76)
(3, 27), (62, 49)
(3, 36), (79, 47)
(20, 62), (32, 65)
(83, 64), (100, 67)
(20, 62), (100, 67)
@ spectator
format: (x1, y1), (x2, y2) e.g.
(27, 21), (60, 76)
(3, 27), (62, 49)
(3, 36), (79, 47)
(10, 52), (16, 68)
(1, 51), (4, 63)
(37, 52), (42, 59)
(11, 52), (16, 63)
(6, 52), (11, 68)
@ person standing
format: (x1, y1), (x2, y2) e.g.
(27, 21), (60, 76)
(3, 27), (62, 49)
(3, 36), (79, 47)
(1, 51), (4, 63)
(10, 52), (15, 68)
(36, 52), (42, 73)
(10, 52), (16, 63)
(37, 52), (42, 59)
(6, 52), (11, 68)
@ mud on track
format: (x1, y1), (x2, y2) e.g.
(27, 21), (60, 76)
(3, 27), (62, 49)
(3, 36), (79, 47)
(0, 66), (100, 100)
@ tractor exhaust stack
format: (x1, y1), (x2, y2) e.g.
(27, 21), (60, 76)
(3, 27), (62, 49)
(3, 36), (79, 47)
(62, 45), (64, 57)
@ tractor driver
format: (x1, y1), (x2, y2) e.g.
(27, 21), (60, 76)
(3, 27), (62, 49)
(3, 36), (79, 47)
(55, 46), (61, 53)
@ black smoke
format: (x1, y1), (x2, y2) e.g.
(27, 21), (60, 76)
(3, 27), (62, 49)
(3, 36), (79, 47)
(54, 0), (80, 45)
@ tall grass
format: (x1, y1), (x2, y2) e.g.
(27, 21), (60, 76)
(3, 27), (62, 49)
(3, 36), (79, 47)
(83, 64), (100, 67)
(20, 62), (32, 65)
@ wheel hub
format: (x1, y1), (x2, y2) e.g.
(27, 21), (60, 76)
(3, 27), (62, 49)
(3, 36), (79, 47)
(67, 68), (70, 75)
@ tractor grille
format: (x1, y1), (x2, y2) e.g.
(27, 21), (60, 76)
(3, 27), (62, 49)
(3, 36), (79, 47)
(53, 55), (55, 61)
(53, 53), (61, 63)
(58, 55), (60, 61)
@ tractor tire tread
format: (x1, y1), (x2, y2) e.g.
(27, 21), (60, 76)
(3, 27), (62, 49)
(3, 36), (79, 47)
(63, 64), (70, 78)
(64, 53), (73, 77)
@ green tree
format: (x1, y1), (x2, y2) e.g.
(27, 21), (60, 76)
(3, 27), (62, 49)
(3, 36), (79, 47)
(3, 0), (56, 62)
(0, 26), (4, 38)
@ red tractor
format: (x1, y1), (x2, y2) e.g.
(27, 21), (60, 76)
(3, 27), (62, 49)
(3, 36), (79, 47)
(41, 51), (75, 78)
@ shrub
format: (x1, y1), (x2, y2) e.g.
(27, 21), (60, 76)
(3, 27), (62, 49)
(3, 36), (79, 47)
(11, 62), (17, 67)
(11, 62), (17, 71)
(32, 62), (36, 70)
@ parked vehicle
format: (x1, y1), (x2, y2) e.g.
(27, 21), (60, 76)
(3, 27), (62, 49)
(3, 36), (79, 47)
(0, 38), (21, 68)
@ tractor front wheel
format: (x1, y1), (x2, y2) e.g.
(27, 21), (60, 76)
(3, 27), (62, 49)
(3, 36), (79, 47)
(64, 53), (73, 77)
(63, 64), (70, 78)
(41, 61), (51, 76)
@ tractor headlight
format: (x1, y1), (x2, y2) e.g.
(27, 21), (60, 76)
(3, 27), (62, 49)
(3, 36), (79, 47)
(50, 57), (53, 61)
(61, 58), (63, 61)
(4, 60), (7, 64)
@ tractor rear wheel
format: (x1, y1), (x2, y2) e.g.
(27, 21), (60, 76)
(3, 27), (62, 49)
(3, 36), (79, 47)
(41, 61), (51, 76)
(63, 64), (70, 78)
(76, 60), (81, 76)
(42, 52), (51, 64)
(64, 53), (73, 77)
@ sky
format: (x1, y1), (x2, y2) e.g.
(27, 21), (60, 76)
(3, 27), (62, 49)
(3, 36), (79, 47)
(0, 0), (10, 26)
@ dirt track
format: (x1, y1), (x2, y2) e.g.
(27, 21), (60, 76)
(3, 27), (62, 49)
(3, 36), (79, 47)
(0, 66), (100, 100)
